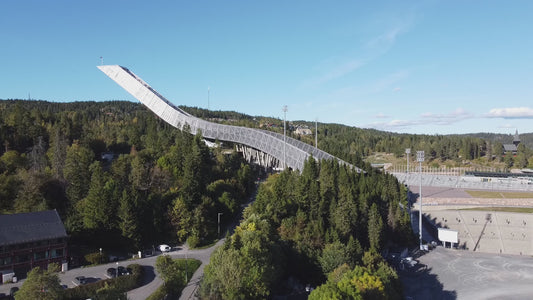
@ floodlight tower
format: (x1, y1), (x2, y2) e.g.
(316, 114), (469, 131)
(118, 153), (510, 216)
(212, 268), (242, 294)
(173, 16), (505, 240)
(405, 148), (411, 173)
(417, 150), (425, 250)
(315, 118), (318, 148)
(283, 105), (288, 169)
(207, 87), (210, 110)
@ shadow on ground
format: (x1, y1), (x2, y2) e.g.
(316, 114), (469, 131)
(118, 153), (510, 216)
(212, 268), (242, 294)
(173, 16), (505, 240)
(400, 263), (457, 300)
(141, 266), (156, 286)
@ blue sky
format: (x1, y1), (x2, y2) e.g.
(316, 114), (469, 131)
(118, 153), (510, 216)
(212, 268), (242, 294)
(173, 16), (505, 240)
(2, 1), (533, 135)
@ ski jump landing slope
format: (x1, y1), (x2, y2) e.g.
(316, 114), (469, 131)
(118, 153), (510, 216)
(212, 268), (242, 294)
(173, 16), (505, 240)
(98, 65), (357, 172)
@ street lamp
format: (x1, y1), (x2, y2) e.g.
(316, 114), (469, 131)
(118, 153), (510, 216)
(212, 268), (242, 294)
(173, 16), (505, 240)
(217, 212), (223, 237)
(405, 148), (411, 173)
(185, 247), (188, 283)
(283, 105), (288, 169)
(417, 150), (425, 250)
(315, 118), (318, 148)
(99, 248), (102, 264)
(116, 262), (119, 278)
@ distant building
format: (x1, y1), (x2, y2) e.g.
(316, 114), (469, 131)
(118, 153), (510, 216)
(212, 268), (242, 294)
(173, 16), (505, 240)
(0, 210), (68, 283)
(502, 130), (521, 154)
(295, 126), (312, 136)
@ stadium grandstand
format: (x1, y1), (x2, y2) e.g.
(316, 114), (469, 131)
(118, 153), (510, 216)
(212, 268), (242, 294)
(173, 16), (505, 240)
(393, 169), (533, 192)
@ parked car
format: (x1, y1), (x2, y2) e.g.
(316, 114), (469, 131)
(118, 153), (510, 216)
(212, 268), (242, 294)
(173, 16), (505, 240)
(117, 266), (131, 276)
(74, 276), (87, 285)
(159, 244), (171, 252)
(106, 267), (117, 278)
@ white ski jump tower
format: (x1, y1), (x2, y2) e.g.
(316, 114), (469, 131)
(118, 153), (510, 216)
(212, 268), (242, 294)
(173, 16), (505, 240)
(98, 65), (358, 172)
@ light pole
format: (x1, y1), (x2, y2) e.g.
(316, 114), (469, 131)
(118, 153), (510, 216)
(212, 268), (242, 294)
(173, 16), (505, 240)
(116, 262), (119, 278)
(417, 150), (425, 250)
(283, 105), (288, 169)
(405, 148), (411, 173)
(217, 212), (223, 237)
(315, 118), (318, 148)
(185, 247), (188, 283)
(99, 248), (102, 264)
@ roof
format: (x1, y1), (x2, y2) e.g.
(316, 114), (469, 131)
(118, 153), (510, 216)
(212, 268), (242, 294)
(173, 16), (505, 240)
(503, 144), (518, 152)
(0, 210), (67, 247)
(514, 129), (521, 143)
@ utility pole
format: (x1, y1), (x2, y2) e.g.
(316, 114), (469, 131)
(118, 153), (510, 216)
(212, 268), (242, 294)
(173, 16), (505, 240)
(417, 150), (425, 250)
(217, 212), (223, 237)
(315, 118), (318, 148)
(406, 148), (411, 173)
(283, 105), (288, 169)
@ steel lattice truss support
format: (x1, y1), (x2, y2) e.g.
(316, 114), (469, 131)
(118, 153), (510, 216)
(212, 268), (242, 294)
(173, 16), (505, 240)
(98, 65), (359, 172)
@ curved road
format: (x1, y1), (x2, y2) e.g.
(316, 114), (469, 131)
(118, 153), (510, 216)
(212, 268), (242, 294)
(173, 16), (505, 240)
(0, 241), (223, 299)
(127, 239), (225, 300)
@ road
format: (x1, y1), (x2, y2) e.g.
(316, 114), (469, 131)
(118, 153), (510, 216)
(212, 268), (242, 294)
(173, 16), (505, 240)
(0, 241), (223, 299)
(0, 181), (261, 299)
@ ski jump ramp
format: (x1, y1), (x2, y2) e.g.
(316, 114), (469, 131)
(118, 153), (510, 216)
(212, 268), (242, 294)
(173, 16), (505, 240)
(98, 65), (357, 172)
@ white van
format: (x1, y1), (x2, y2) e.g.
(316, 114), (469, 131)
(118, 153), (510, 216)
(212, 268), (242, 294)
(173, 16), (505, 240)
(159, 244), (171, 252)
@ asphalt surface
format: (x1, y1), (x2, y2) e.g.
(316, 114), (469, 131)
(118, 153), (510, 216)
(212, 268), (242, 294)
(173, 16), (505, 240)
(400, 246), (533, 300)
(404, 184), (533, 299)
(0, 242), (223, 299)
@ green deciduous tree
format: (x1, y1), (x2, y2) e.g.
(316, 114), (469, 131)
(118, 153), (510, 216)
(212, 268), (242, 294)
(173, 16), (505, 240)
(318, 241), (350, 275)
(169, 197), (192, 242)
(15, 264), (63, 300)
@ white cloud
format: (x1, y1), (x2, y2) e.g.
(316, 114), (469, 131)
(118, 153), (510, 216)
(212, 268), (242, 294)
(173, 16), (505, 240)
(421, 108), (473, 125)
(365, 13), (414, 55)
(302, 59), (366, 88)
(486, 107), (533, 119)
(367, 119), (422, 131)
(375, 112), (389, 119)
(367, 108), (474, 131)
(303, 15), (413, 89)
(320, 60), (365, 84)
(365, 26), (406, 53)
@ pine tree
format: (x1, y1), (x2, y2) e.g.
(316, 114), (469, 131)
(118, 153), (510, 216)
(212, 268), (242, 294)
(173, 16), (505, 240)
(118, 189), (141, 249)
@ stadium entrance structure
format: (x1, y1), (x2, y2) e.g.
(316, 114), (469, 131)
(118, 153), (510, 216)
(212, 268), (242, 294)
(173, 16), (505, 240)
(98, 65), (359, 172)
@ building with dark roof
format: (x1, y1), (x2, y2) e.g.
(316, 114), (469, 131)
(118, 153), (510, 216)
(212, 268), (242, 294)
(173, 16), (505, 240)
(0, 210), (68, 282)
(503, 130), (521, 154)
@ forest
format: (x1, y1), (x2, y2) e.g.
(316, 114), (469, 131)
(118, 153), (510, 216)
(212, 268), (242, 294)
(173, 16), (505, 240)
(0, 99), (257, 251)
(181, 106), (533, 170)
(2, 99), (531, 298)
(200, 159), (412, 299)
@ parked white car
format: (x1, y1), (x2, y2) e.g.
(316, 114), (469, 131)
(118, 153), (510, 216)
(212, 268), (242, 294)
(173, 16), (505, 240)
(159, 244), (171, 252)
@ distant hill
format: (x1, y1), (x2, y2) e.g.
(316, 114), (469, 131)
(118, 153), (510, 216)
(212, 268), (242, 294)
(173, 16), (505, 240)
(465, 132), (533, 149)
(2, 99), (531, 169)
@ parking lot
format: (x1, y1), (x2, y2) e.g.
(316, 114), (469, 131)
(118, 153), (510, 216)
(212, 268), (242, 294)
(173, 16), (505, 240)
(400, 246), (533, 299)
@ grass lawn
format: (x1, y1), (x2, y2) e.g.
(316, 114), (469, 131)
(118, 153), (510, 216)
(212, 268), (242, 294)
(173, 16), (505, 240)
(461, 207), (533, 213)
(466, 190), (533, 199)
